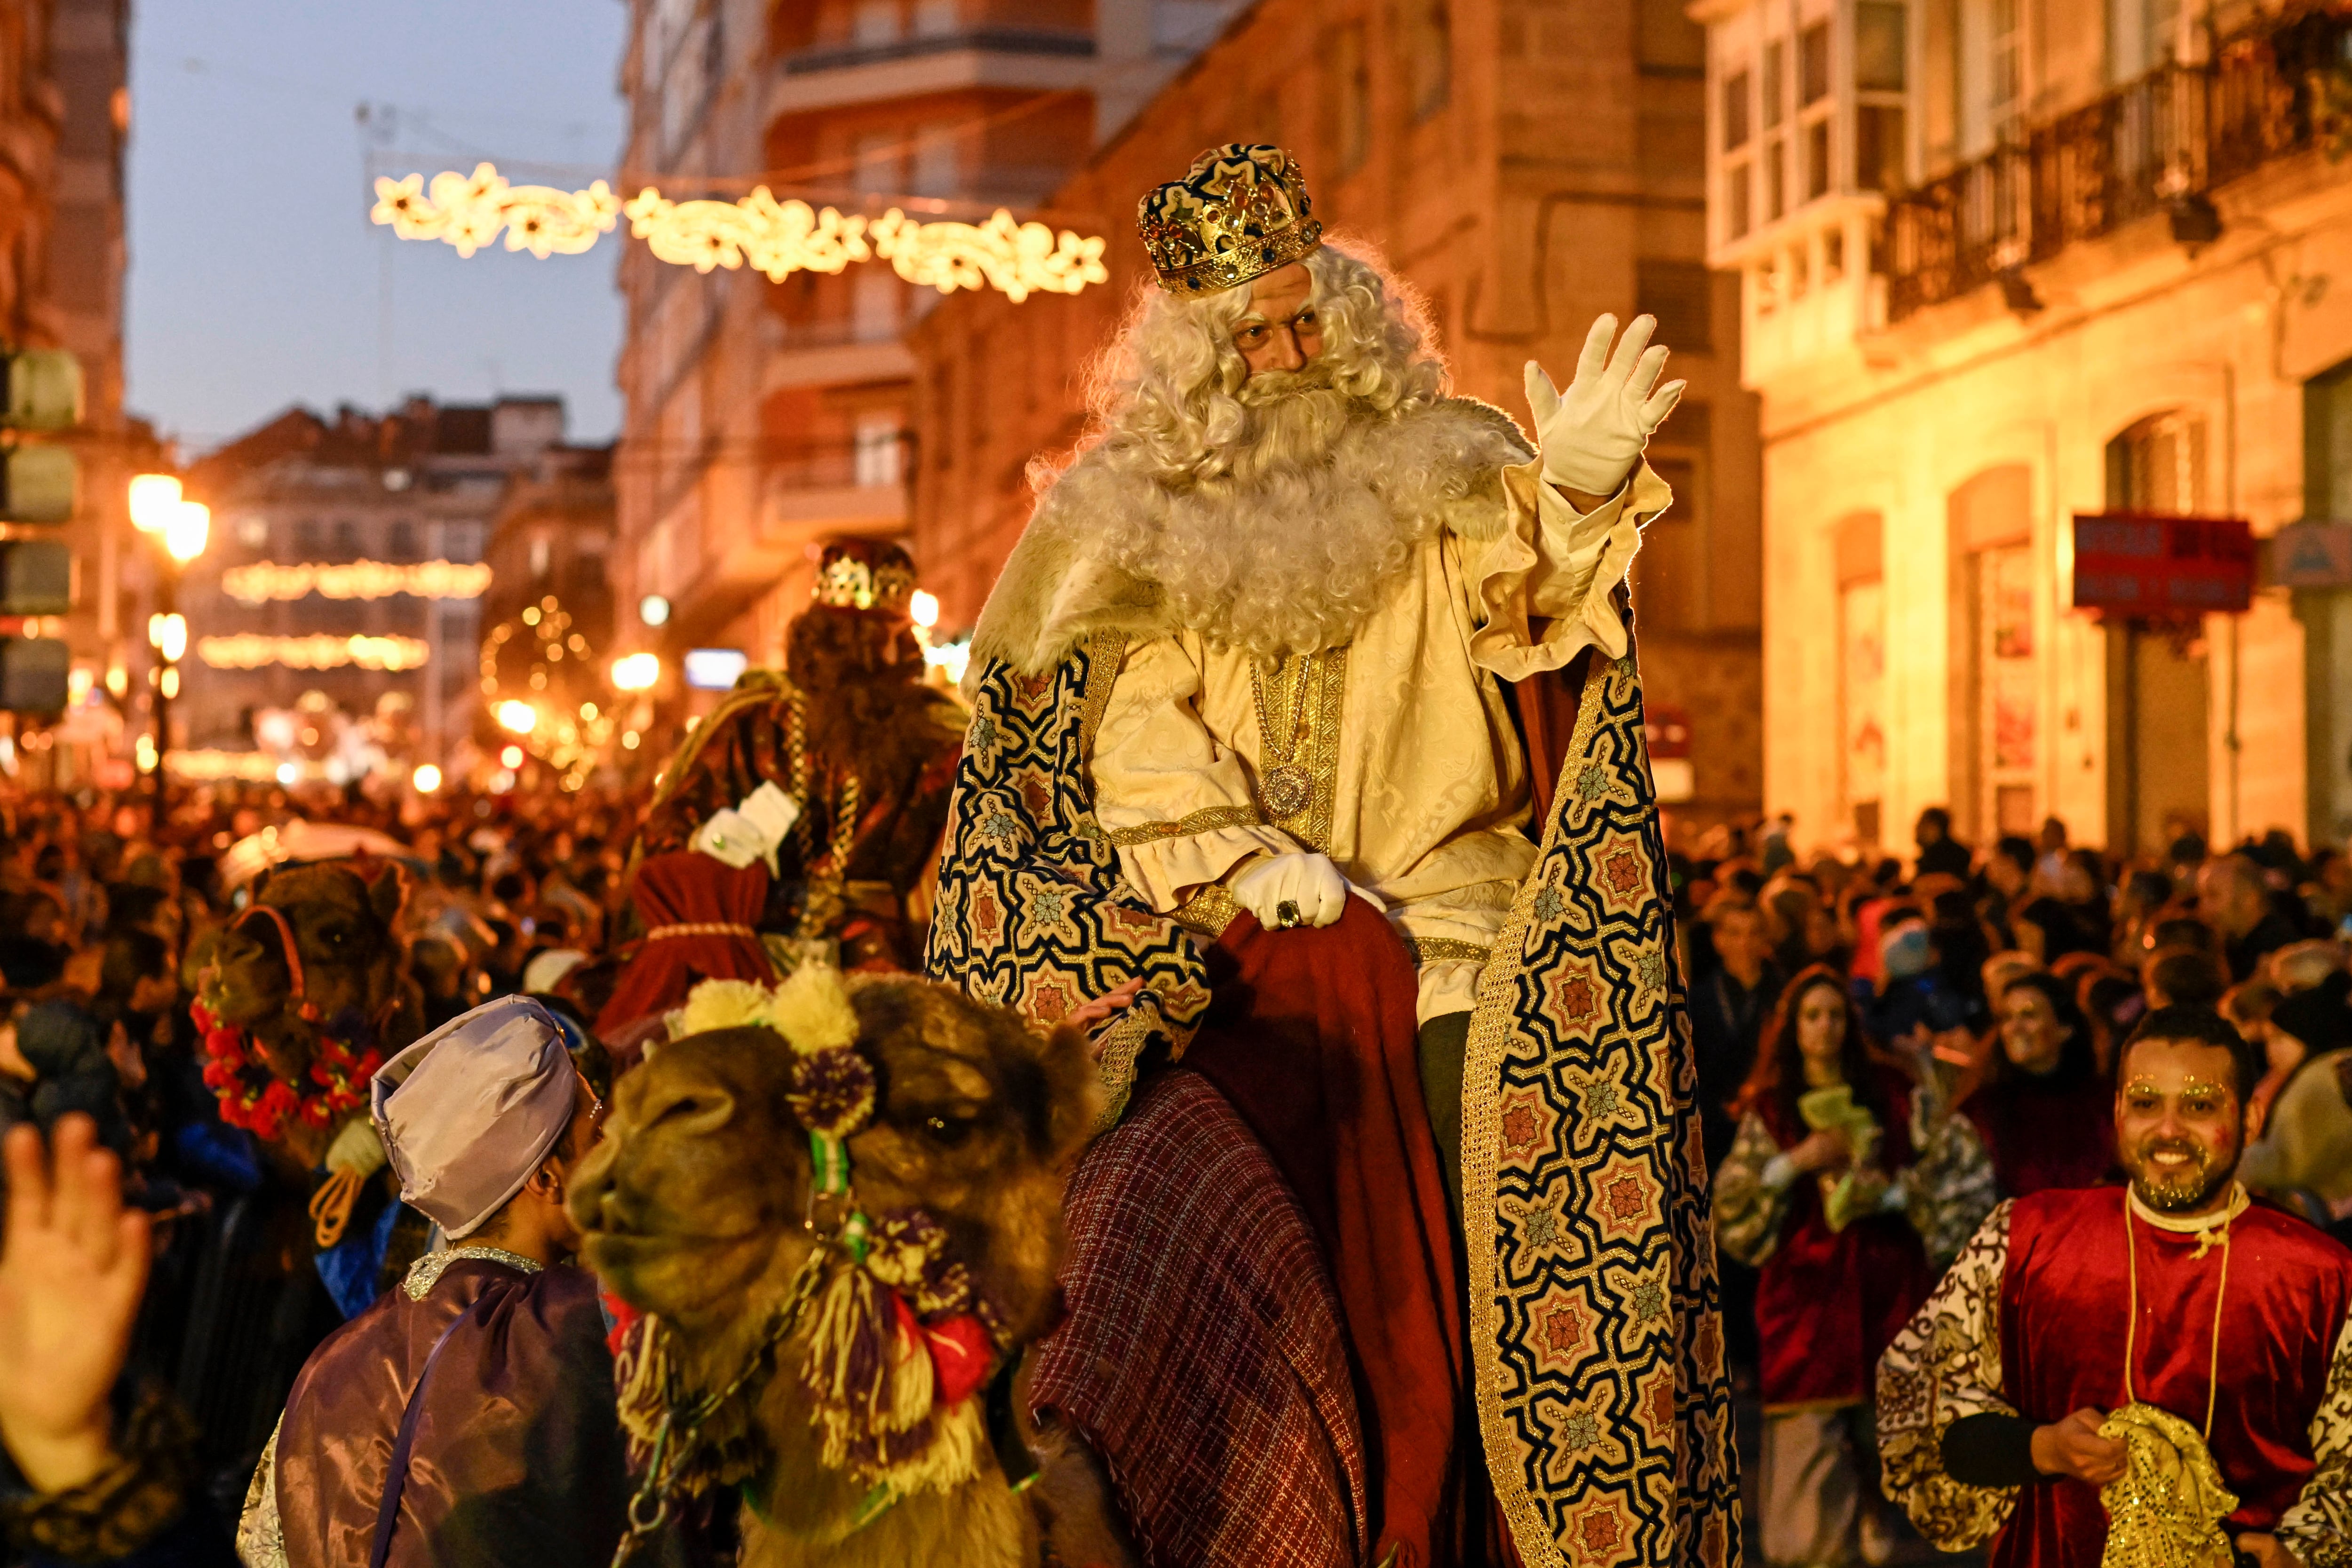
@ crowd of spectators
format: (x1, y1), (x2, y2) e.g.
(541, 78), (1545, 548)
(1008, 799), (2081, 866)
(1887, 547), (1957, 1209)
(0, 775), (645, 1519)
(1687, 807), (2352, 1567)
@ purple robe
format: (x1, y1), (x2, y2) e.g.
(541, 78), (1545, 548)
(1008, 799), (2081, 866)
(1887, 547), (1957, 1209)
(273, 1256), (627, 1568)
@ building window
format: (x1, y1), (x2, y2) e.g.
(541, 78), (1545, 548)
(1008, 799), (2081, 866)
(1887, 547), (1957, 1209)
(1405, 0), (1451, 120)
(1767, 137), (1788, 219)
(1762, 41), (1785, 128)
(1637, 260), (1715, 354)
(1729, 161), (1752, 238)
(293, 518), (323, 558)
(1724, 68), (1752, 150)
(1858, 105), (1906, 189)
(912, 123), (958, 197)
(855, 416), (904, 488)
(387, 520), (417, 561)
(852, 0), (900, 47)
(2107, 411), (2206, 511)
(333, 519), (360, 558)
(1800, 22), (1831, 103)
(853, 130), (898, 197)
(854, 266), (900, 341)
(1333, 24), (1372, 176)
(1807, 119), (1832, 198)
(1856, 2), (1907, 89)
(1989, 0), (2023, 137)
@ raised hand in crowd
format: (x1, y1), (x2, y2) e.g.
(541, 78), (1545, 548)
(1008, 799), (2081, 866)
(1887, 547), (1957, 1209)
(0, 1113), (149, 1493)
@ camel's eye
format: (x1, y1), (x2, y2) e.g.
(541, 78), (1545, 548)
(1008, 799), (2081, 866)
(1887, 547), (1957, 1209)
(922, 1114), (978, 1148)
(652, 1095), (708, 1127)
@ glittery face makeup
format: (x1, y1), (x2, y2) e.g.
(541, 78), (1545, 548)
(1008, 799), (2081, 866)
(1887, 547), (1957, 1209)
(2117, 1042), (2245, 1215)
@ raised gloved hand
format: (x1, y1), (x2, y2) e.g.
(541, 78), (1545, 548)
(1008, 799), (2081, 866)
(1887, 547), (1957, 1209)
(1525, 313), (1686, 499)
(1230, 852), (1351, 931)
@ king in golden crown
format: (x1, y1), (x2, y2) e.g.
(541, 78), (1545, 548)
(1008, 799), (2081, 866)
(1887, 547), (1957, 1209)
(1136, 143), (1324, 296)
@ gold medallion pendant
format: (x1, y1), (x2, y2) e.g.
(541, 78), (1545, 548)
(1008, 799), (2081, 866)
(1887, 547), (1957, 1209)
(1259, 763), (1313, 818)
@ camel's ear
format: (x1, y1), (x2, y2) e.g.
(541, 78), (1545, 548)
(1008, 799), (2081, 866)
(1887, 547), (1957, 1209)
(365, 861), (410, 929)
(1035, 1022), (1106, 1166)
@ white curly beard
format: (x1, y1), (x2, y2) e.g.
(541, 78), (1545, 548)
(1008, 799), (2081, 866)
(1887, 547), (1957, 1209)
(1039, 384), (1526, 659)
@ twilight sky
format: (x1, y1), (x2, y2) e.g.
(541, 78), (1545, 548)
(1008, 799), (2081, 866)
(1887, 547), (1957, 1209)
(126, 0), (629, 453)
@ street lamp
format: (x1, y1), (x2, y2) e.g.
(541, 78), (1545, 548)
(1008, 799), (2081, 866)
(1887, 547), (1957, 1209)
(610, 652), (660, 691)
(127, 474), (181, 533)
(163, 500), (208, 564)
(130, 476), (206, 803)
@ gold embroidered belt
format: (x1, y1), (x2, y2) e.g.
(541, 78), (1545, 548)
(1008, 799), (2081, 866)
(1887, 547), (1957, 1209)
(645, 922), (758, 940)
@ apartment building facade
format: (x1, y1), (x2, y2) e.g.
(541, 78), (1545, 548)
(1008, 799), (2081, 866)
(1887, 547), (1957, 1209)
(0, 0), (136, 785)
(1699, 0), (2352, 851)
(611, 0), (1248, 688)
(905, 0), (1769, 827)
(178, 397), (569, 778)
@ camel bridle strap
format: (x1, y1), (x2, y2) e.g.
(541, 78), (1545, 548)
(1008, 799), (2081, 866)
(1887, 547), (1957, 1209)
(612, 1241), (837, 1567)
(235, 903), (319, 1022)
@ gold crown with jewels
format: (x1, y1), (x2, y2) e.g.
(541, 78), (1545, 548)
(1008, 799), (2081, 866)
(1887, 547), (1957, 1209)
(1137, 143), (1324, 297)
(812, 539), (916, 615)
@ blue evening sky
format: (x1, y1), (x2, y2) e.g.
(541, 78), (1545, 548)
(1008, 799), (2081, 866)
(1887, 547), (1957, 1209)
(125, 1), (629, 453)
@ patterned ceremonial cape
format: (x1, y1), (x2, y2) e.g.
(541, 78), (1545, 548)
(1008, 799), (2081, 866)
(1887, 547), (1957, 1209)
(927, 627), (1740, 1567)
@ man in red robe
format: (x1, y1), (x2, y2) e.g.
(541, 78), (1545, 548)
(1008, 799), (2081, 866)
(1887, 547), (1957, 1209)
(1879, 1004), (2352, 1568)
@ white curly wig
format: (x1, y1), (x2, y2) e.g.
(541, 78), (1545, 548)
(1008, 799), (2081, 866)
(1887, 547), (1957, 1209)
(1025, 243), (1521, 658)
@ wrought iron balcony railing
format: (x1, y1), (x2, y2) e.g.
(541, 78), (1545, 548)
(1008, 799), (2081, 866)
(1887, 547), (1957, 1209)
(1879, 8), (2344, 321)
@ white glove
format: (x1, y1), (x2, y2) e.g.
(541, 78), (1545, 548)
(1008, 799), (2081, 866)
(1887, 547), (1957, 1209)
(325, 1117), (388, 1178)
(1230, 853), (1351, 931)
(1525, 313), (1686, 498)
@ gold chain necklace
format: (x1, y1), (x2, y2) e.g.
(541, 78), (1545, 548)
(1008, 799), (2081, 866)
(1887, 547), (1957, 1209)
(1249, 654), (1318, 820)
(2122, 1190), (2237, 1440)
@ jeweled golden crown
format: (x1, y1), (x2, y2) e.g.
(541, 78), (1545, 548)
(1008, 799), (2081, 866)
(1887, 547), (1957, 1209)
(1138, 143), (1324, 297)
(813, 539), (916, 614)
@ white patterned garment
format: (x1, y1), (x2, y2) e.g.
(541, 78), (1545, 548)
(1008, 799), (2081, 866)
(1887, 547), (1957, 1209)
(1091, 460), (1669, 1023)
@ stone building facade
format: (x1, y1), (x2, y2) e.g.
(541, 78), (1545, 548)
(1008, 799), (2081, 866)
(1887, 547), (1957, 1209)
(178, 397), (569, 778)
(905, 0), (1768, 827)
(1698, 0), (2352, 851)
(610, 0), (1250, 689)
(0, 0), (134, 784)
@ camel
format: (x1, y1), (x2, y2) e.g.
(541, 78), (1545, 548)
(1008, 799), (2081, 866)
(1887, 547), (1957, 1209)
(194, 858), (423, 1178)
(571, 970), (1101, 1568)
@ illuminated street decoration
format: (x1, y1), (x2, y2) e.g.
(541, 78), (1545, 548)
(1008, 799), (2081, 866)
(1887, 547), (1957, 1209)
(220, 559), (494, 604)
(868, 206), (1107, 303)
(370, 163), (620, 259)
(197, 634), (432, 672)
(480, 598), (616, 789)
(373, 163), (1108, 302)
(622, 187), (871, 279)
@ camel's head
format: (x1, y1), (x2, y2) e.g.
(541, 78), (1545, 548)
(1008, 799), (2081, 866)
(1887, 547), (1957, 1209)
(572, 974), (1102, 1347)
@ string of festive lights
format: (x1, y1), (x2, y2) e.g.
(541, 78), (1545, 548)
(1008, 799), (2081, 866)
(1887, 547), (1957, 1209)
(197, 634), (432, 672)
(370, 164), (620, 258)
(479, 596), (619, 791)
(220, 560), (493, 604)
(372, 162), (1108, 302)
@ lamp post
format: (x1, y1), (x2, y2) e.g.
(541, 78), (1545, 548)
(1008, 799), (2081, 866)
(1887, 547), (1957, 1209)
(131, 474), (206, 805)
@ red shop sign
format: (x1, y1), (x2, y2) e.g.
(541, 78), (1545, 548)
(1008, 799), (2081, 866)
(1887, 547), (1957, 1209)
(2071, 512), (2253, 616)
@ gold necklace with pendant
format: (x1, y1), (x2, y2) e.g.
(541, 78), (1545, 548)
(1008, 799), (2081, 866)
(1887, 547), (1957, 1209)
(1250, 654), (1317, 820)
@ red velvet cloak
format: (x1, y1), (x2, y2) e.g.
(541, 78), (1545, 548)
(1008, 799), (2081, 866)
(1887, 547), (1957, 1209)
(1993, 1187), (2352, 1568)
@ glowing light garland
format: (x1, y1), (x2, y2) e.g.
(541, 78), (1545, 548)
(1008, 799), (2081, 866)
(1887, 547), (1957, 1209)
(479, 597), (617, 791)
(220, 560), (493, 605)
(372, 164), (1109, 302)
(197, 634), (432, 672)
(370, 163), (620, 258)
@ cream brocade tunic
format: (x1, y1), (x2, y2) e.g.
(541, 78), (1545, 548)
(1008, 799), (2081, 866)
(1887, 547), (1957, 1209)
(1089, 459), (1670, 1023)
